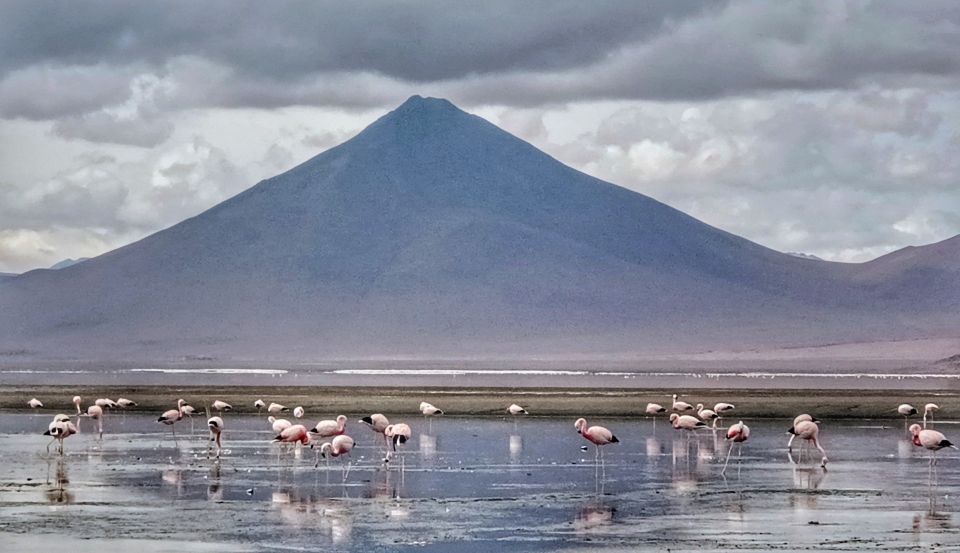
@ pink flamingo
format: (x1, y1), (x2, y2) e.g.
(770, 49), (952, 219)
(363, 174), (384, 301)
(384, 423), (412, 470)
(361, 413), (391, 452)
(316, 435), (355, 478)
(43, 414), (77, 455)
(73, 396), (104, 439)
(273, 424), (309, 445)
(722, 421), (750, 474)
(309, 415), (347, 441)
(157, 399), (186, 442)
(574, 418), (619, 466)
(910, 424), (956, 467)
(791, 420), (828, 467)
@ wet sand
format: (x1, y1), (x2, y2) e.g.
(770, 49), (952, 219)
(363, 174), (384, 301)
(1, 412), (958, 552)
(3, 385), (959, 418)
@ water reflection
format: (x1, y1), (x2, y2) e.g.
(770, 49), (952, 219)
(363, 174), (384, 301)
(509, 434), (522, 462)
(419, 433), (437, 459)
(574, 500), (615, 534)
(44, 457), (73, 505)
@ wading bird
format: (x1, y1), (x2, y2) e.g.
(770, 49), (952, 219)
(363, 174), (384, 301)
(671, 394), (694, 412)
(646, 403), (666, 416)
(361, 413), (390, 451)
(293, 406), (304, 418)
(254, 399), (266, 414)
(273, 424), (310, 456)
(790, 419), (828, 467)
(73, 396), (104, 438)
(714, 402), (735, 425)
(211, 400), (232, 415)
(28, 398), (43, 409)
(384, 423), (412, 468)
(207, 416), (224, 459)
(722, 421), (750, 475)
(95, 398), (117, 410)
(508, 404), (528, 415)
(420, 402), (443, 416)
(268, 416), (291, 434)
(574, 418), (619, 466)
(786, 414), (820, 450)
(924, 403), (939, 428)
(157, 399), (186, 442)
(909, 423), (956, 466)
(670, 413), (707, 431)
(310, 415), (347, 441)
(316, 435), (355, 479)
(267, 402), (287, 415)
(696, 404), (720, 428)
(116, 398), (137, 409)
(898, 404), (918, 429)
(43, 415), (78, 455)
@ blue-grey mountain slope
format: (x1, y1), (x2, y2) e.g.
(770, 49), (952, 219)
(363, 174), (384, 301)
(0, 96), (957, 361)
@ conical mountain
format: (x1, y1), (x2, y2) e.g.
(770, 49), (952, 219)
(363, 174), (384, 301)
(0, 96), (956, 361)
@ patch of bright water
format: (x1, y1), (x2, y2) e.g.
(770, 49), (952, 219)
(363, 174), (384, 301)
(0, 413), (957, 551)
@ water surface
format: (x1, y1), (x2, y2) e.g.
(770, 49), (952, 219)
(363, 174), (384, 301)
(0, 412), (957, 551)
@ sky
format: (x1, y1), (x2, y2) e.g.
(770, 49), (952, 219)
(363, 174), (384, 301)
(1, 1), (959, 273)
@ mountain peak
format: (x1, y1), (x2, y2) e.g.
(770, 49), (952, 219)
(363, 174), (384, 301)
(393, 95), (461, 116)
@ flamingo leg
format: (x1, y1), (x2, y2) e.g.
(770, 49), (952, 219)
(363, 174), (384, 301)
(722, 443), (734, 474)
(813, 438), (828, 467)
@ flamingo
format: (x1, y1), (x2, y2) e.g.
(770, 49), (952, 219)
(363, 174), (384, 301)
(43, 416), (78, 455)
(420, 402), (443, 416)
(722, 421), (750, 475)
(909, 423), (956, 467)
(116, 398), (137, 409)
(254, 399), (266, 414)
(670, 413), (707, 431)
(267, 402), (288, 415)
(646, 403), (666, 415)
(273, 424), (310, 448)
(95, 398), (117, 409)
(316, 435), (355, 478)
(28, 398), (44, 409)
(898, 403), (918, 429)
(714, 402), (735, 414)
(180, 402), (197, 433)
(384, 423), (412, 467)
(508, 404), (528, 415)
(791, 420), (828, 467)
(268, 416), (292, 434)
(671, 394), (694, 412)
(73, 397), (104, 438)
(157, 399), (185, 442)
(310, 415), (347, 443)
(212, 400), (232, 415)
(786, 414), (820, 450)
(207, 416), (224, 459)
(714, 402), (735, 425)
(923, 403), (939, 428)
(574, 418), (619, 466)
(696, 404), (719, 428)
(361, 413), (390, 451)
(293, 406), (305, 418)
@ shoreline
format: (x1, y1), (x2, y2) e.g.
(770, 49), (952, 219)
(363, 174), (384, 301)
(4, 384), (957, 419)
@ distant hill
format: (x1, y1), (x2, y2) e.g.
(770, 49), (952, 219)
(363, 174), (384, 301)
(48, 257), (90, 270)
(0, 96), (957, 363)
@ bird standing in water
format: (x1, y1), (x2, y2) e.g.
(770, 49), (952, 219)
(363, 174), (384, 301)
(722, 421), (750, 475)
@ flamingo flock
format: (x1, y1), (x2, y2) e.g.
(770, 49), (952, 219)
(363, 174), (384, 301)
(27, 393), (956, 484)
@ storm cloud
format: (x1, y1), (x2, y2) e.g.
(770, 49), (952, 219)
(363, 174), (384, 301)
(0, 1), (959, 271)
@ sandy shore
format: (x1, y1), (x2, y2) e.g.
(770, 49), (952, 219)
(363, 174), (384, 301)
(3, 385), (956, 418)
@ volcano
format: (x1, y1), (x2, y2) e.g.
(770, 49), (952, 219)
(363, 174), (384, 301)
(0, 96), (957, 362)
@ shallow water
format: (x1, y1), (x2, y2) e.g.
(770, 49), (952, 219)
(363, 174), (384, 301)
(1, 412), (958, 551)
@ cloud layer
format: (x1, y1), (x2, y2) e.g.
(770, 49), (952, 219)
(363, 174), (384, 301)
(1, 1), (959, 271)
